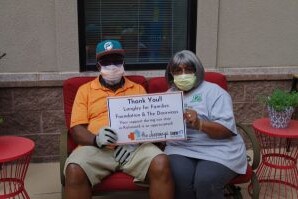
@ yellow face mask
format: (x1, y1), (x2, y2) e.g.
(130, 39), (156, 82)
(173, 73), (196, 91)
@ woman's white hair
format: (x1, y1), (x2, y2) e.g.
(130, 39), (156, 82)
(165, 50), (205, 89)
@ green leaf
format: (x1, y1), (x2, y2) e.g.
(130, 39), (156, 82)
(264, 89), (298, 112)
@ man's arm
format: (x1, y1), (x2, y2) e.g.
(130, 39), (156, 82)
(72, 124), (95, 146)
(72, 124), (118, 148)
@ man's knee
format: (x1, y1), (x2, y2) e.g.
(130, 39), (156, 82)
(148, 154), (171, 178)
(65, 163), (90, 186)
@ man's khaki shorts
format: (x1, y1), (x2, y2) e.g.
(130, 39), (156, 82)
(64, 143), (163, 186)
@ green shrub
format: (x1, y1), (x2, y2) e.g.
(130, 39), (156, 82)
(264, 89), (298, 112)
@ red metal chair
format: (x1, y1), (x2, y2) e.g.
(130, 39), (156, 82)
(147, 72), (261, 199)
(60, 75), (148, 198)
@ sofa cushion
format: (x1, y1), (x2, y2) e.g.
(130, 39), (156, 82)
(63, 75), (148, 153)
(147, 72), (228, 94)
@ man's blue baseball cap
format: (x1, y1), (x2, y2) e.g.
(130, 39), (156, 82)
(96, 40), (125, 60)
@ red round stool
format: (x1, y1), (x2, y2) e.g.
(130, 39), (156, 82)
(0, 136), (35, 199)
(253, 118), (298, 199)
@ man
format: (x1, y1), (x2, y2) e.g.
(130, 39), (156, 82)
(64, 40), (174, 199)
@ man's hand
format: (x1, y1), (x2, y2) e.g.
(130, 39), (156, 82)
(95, 127), (118, 148)
(114, 144), (138, 165)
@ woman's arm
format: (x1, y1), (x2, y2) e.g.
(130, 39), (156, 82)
(184, 109), (233, 139)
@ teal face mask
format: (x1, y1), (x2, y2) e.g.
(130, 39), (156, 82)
(173, 74), (196, 91)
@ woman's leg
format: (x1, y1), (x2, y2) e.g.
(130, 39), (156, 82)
(194, 160), (237, 199)
(169, 155), (196, 199)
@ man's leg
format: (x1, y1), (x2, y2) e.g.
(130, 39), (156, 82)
(63, 146), (117, 199)
(194, 160), (237, 199)
(168, 154), (196, 199)
(147, 154), (174, 199)
(65, 163), (92, 199)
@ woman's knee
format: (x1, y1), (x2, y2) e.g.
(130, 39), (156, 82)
(194, 161), (236, 194)
(194, 174), (224, 195)
(168, 155), (195, 183)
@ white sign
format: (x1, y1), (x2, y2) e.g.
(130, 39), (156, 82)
(107, 92), (186, 144)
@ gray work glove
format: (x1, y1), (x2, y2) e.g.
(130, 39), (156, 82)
(114, 144), (138, 165)
(95, 127), (118, 148)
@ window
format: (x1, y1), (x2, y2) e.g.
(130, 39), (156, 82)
(78, 0), (197, 71)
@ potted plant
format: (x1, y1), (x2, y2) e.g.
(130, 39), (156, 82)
(263, 89), (298, 128)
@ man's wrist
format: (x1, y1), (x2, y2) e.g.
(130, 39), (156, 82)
(93, 136), (101, 148)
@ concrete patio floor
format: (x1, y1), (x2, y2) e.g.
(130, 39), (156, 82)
(25, 162), (150, 199)
(25, 162), (249, 199)
(24, 162), (293, 199)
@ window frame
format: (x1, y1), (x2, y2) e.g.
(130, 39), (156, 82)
(78, 0), (197, 71)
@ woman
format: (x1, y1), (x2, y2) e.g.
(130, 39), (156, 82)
(164, 50), (247, 199)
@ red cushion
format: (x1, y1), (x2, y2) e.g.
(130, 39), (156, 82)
(147, 72), (228, 94)
(94, 172), (147, 192)
(63, 75), (149, 192)
(63, 77), (96, 153)
(147, 77), (169, 93)
(63, 75), (148, 153)
(147, 72), (253, 186)
(228, 164), (253, 184)
(63, 72), (230, 192)
(204, 72), (228, 91)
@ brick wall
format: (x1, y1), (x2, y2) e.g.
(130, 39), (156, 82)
(0, 86), (64, 162)
(0, 79), (292, 162)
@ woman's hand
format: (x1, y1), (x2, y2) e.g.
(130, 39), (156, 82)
(184, 108), (200, 129)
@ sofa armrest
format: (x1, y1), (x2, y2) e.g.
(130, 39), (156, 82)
(60, 127), (68, 186)
(236, 123), (260, 170)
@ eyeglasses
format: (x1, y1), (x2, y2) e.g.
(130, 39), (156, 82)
(98, 55), (124, 67)
(171, 65), (195, 75)
(98, 59), (124, 67)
